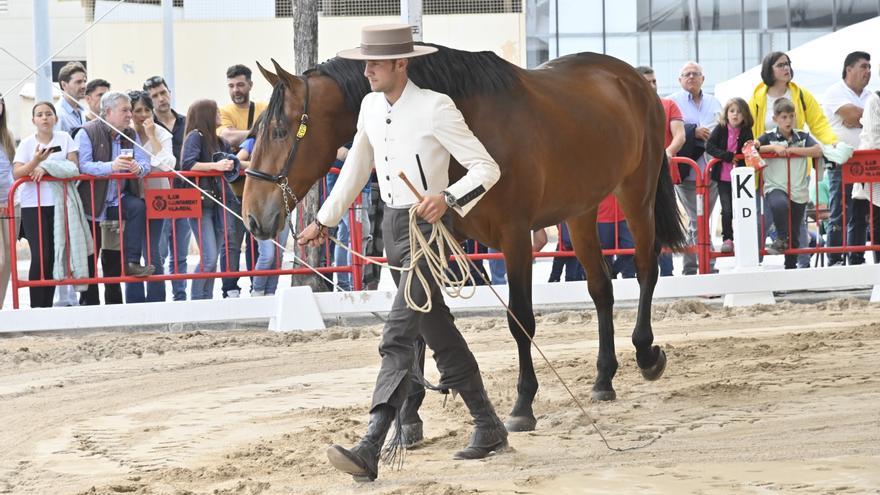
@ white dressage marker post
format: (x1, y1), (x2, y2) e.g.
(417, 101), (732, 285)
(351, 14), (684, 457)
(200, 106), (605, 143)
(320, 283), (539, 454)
(724, 167), (776, 306)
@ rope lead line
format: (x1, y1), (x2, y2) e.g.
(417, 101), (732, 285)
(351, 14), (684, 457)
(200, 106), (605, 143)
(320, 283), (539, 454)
(371, 173), (659, 452)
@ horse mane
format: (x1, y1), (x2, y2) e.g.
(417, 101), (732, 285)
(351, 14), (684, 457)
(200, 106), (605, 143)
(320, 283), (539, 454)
(262, 81), (289, 142)
(308, 43), (521, 115)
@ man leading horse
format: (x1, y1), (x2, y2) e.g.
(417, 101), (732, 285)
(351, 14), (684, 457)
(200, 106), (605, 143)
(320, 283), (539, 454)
(296, 24), (509, 482)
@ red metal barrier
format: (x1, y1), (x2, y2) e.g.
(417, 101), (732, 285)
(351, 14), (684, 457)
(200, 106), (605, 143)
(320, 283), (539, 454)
(702, 150), (880, 264)
(6, 152), (880, 309)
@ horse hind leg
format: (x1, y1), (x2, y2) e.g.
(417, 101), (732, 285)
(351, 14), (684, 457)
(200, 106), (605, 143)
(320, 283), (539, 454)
(567, 210), (619, 401)
(617, 174), (667, 380)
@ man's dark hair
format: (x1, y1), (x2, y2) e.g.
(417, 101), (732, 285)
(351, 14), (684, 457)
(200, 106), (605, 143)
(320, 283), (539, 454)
(143, 75), (169, 92)
(85, 78), (110, 96)
(634, 66), (654, 76)
(226, 64), (252, 80)
(842, 51), (871, 79)
(760, 52), (793, 87)
(58, 61), (86, 85)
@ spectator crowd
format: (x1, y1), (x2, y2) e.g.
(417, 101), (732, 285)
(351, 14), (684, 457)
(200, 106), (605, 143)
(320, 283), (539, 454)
(1, 50), (879, 309)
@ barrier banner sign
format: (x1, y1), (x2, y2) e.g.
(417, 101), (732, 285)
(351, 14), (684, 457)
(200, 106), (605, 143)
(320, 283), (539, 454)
(146, 189), (202, 219)
(843, 150), (880, 183)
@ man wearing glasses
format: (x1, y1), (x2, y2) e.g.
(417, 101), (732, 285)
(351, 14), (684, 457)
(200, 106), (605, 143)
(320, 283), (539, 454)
(143, 75), (191, 301)
(669, 61), (722, 275)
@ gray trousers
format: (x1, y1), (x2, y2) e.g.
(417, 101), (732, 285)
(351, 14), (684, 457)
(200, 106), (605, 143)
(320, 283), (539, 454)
(370, 206), (480, 412)
(675, 180), (718, 274)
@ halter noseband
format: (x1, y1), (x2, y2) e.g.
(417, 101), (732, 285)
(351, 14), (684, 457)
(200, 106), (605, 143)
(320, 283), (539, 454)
(245, 75), (310, 223)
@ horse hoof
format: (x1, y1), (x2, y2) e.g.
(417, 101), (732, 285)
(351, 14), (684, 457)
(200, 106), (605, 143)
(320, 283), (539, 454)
(591, 389), (616, 401)
(640, 346), (667, 381)
(504, 416), (537, 432)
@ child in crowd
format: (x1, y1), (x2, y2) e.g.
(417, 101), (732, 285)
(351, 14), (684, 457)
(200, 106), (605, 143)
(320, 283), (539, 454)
(12, 102), (80, 307)
(706, 97), (754, 253)
(757, 97), (823, 269)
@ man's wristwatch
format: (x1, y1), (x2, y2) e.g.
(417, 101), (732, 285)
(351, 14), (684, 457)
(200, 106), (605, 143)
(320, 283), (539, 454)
(443, 190), (457, 208)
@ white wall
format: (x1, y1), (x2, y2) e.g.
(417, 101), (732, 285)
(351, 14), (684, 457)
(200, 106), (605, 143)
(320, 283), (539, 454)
(0, 0), (88, 139)
(83, 13), (524, 118)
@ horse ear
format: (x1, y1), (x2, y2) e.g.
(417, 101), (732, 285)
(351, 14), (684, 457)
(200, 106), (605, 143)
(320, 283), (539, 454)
(256, 61), (279, 86)
(271, 58), (299, 87)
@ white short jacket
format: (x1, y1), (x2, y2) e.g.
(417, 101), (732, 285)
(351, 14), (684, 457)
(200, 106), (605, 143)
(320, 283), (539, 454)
(316, 79), (501, 227)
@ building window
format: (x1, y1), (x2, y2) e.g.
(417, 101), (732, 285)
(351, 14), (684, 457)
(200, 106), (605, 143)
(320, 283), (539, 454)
(319, 0), (522, 17)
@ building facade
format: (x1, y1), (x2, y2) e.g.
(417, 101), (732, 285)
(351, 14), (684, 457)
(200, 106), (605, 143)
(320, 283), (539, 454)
(527, 0), (880, 94)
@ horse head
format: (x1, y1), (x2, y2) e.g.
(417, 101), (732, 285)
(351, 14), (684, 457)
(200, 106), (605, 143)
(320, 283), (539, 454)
(242, 59), (356, 240)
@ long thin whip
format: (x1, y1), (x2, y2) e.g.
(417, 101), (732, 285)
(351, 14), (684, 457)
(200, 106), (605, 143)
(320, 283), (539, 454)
(355, 172), (660, 452)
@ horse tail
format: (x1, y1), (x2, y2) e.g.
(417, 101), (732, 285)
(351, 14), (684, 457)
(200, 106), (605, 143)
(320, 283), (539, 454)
(654, 154), (688, 251)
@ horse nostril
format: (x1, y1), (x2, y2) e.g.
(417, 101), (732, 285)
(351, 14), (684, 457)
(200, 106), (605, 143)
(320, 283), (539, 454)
(248, 214), (260, 236)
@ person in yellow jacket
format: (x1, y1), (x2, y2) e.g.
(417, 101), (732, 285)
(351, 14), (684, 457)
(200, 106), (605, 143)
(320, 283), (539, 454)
(748, 52), (838, 144)
(748, 51), (838, 267)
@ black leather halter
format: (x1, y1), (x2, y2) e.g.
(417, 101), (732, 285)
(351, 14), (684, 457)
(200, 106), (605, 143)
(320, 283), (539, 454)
(245, 76), (310, 220)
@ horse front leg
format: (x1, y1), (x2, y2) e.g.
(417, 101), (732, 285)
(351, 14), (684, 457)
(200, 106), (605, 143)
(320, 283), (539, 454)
(568, 212), (618, 401)
(500, 231), (539, 432)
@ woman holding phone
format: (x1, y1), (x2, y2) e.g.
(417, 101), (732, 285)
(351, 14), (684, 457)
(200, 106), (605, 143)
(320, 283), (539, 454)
(181, 100), (235, 300)
(12, 101), (79, 307)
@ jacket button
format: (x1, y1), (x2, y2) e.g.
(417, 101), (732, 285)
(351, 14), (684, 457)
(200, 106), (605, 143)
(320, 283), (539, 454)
(385, 175), (390, 180)
(386, 118), (391, 124)
(385, 156), (388, 161)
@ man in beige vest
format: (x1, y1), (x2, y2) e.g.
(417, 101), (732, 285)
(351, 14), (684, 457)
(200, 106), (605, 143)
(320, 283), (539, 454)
(298, 24), (508, 481)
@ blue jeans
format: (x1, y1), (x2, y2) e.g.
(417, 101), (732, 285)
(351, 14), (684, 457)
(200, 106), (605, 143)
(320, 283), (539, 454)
(334, 217), (352, 291)
(487, 248), (506, 285)
(658, 253), (673, 276)
(126, 218), (166, 303)
(190, 206), (224, 300)
(765, 189), (807, 270)
(598, 220), (635, 279)
(548, 252), (584, 282)
(826, 167), (868, 264)
(329, 189), (371, 291)
(105, 195), (149, 303)
(219, 198), (259, 296)
(252, 224), (290, 295)
(159, 217), (192, 301)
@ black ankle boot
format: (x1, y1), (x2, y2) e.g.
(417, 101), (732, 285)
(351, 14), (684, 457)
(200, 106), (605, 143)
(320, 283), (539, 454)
(327, 405), (395, 481)
(453, 380), (509, 460)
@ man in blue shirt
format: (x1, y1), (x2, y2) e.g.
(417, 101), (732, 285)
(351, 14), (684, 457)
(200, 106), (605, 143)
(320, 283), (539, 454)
(53, 62), (88, 306)
(669, 61), (722, 275)
(56, 62), (87, 135)
(76, 92), (154, 305)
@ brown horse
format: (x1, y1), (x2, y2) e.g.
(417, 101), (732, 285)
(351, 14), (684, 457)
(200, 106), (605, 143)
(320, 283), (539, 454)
(242, 45), (687, 432)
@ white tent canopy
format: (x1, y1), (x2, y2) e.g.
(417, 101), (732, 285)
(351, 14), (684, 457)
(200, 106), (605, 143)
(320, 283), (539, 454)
(715, 16), (880, 105)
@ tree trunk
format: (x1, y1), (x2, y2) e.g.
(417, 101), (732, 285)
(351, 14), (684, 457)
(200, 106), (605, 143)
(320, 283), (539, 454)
(291, 0), (327, 291)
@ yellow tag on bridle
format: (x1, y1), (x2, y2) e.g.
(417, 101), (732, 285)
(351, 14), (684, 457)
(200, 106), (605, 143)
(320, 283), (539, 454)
(296, 123), (308, 139)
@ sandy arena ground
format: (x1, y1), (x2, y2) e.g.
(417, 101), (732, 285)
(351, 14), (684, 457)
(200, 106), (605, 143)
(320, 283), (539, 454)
(1, 297), (879, 494)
